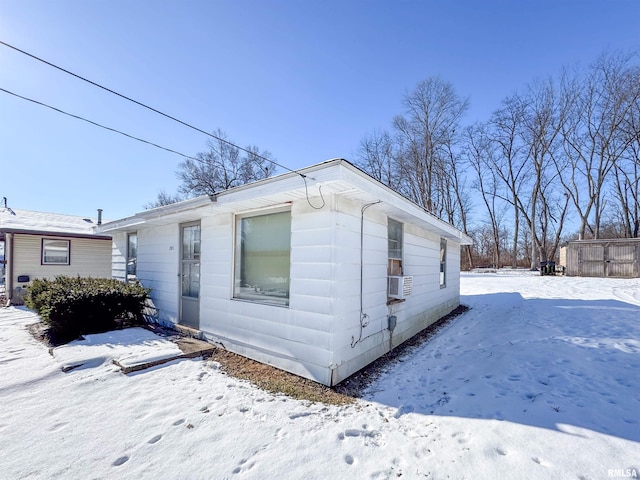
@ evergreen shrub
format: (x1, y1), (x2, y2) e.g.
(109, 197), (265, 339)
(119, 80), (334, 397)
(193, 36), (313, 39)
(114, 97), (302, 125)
(25, 276), (150, 340)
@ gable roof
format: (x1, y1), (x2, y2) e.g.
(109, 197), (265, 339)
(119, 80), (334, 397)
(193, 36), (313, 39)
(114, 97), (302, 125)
(98, 159), (473, 245)
(0, 208), (111, 239)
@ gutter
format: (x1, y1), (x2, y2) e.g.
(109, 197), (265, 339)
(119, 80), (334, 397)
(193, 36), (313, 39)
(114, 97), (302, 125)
(97, 195), (217, 232)
(0, 228), (111, 241)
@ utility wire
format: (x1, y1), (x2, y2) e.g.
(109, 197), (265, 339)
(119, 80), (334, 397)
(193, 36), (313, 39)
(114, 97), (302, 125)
(0, 87), (199, 161)
(0, 40), (297, 175)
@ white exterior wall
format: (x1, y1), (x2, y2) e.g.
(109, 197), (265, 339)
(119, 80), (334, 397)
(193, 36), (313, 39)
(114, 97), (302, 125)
(116, 192), (462, 386)
(199, 199), (338, 385)
(112, 226), (180, 324)
(329, 201), (462, 385)
(111, 232), (127, 281)
(138, 224), (180, 324)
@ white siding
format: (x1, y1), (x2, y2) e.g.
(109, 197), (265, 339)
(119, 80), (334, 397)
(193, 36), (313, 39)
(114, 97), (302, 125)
(330, 207), (462, 385)
(198, 200), (338, 385)
(121, 191), (464, 386)
(111, 232), (127, 281)
(137, 224), (180, 324)
(12, 234), (112, 290)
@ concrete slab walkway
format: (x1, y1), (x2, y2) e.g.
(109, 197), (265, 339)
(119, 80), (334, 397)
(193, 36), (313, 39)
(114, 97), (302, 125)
(114, 336), (215, 374)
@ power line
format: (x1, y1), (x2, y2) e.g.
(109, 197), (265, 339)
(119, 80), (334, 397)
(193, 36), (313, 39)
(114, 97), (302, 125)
(0, 40), (298, 175)
(0, 87), (199, 161)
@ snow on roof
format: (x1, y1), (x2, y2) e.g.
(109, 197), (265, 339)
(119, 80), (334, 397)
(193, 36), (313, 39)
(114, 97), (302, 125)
(0, 208), (100, 235)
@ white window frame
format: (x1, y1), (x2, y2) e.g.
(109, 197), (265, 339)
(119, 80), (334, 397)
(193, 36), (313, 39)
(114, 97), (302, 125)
(42, 238), (70, 265)
(233, 208), (291, 307)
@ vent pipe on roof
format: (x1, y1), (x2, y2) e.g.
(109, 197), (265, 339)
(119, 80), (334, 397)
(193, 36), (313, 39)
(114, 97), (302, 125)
(97, 209), (103, 225)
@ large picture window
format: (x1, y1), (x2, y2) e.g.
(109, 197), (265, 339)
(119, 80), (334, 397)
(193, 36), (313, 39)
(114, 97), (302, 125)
(42, 239), (70, 265)
(234, 210), (291, 306)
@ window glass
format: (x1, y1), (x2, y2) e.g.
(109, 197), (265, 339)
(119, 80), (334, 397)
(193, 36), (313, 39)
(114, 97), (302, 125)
(182, 261), (200, 297)
(440, 237), (447, 287)
(234, 210), (291, 306)
(42, 239), (70, 265)
(388, 218), (403, 277)
(126, 233), (137, 281)
(181, 224), (200, 298)
(388, 219), (403, 260)
(182, 225), (200, 260)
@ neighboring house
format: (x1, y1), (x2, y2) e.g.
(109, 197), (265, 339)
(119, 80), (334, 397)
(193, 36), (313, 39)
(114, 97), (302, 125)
(560, 238), (640, 278)
(99, 159), (472, 386)
(0, 207), (112, 305)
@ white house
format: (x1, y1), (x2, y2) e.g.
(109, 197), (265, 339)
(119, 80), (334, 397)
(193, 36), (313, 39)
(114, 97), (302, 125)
(98, 159), (472, 386)
(0, 207), (112, 305)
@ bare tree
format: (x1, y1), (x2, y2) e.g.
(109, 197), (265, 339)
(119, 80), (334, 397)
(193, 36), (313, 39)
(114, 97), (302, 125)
(178, 129), (274, 197)
(514, 78), (568, 267)
(613, 139), (640, 237)
(612, 64), (640, 238)
(354, 51), (639, 269)
(355, 129), (401, 190)
(146, 128), (276, 209)
(464, 123), (506, 268)
(487, 95), (529, 268)
(392, 77), (469, 212)
(559, 52), (640, 239)
(144, 190), (184, 209)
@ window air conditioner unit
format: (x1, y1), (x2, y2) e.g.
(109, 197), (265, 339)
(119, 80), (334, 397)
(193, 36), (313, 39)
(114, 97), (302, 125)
(388, 275), (413, 299)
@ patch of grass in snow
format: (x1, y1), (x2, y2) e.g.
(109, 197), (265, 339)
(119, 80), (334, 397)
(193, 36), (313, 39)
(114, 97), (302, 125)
(208, 347), (355, 405)
(211, 305), (469, 405)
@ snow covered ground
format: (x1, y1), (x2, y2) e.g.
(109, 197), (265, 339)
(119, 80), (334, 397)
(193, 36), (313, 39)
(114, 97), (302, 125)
(1, 272), (639, 479)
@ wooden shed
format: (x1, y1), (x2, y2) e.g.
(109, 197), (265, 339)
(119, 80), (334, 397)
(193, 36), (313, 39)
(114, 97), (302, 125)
(559, 238), (640, 278)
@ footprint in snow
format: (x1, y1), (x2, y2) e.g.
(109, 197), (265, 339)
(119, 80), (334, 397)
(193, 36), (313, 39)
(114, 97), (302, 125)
(344, 454), (355, 465)
(289, 412), (312, 420)
(338, 428), (383, 447)
(393, 404), (415, 418)
(48, 422), (68, 432)
(148, 434), (162, 444)
(232, 458), (255, 474)
(112, 456), (129, 466)
(173, 418), (185, 426)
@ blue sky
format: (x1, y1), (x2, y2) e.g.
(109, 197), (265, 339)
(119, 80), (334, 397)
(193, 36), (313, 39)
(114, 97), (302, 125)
(1, 0), (639, 221)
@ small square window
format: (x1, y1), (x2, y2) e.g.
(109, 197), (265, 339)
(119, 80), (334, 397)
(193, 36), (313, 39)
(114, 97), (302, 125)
(42, 239), (70, 265)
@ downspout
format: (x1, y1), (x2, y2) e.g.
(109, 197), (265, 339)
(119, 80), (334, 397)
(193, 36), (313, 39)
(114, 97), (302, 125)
(351, 201), (381, 348)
